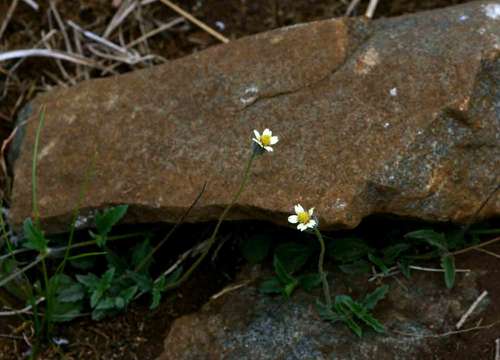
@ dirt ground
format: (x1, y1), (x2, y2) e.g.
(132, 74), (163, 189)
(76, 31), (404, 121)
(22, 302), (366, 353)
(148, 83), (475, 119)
(0, 0), (493, 359)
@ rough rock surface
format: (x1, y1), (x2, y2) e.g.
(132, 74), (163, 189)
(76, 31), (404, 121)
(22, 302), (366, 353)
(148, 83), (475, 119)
(9, 2), (500, 232)
(158, 265), (485, 360)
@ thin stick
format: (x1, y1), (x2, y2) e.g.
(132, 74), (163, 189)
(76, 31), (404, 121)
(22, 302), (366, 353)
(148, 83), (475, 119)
(49, 0), (73, 54)
(0, 49), (102, 68)
(409, 265), (470, 273)
(21, 0), (39, 11)
(158, 0), (229, 43)
(0, 298), (44, 317)
(127, 17), (184, 48)
(0, 0), (19, 40)
(394, 320), (499, 338)
(365, 0), (380, 19)
(495, 338), (500, 360)
(456, 290), (488, 329)
(345, 0), (362, 16)
(211, 281), (250, 300)
(103, 0), (137, 38)
(452, 236), (500, 256)
(474, 247), (500, 259)
(66, 20), (132, 55)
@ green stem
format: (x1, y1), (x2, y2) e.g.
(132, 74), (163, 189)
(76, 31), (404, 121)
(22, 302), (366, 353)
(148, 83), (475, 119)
(314, 227), (332, 309)
(168, 152), (256, 289)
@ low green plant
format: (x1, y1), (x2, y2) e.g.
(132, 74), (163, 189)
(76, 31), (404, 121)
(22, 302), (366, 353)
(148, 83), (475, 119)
(317, 285), (388, 337)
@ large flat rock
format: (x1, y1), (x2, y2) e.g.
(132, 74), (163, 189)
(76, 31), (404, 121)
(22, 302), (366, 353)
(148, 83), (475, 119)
(9, 2), (500, 232)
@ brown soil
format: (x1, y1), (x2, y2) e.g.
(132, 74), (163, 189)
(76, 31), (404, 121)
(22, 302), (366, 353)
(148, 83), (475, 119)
(0, 1), (492, 359)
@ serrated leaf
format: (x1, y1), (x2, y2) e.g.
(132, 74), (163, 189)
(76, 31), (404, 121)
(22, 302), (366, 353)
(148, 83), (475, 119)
(95, 296), (115, 310)
(336, 295), (385, 334)
(240, 233), (272, 264)
(338, 259), (371, 275)
(259, 277), (283, 294)
(119, 285), (138, 303)
(382, 243), (411, 264)
(95, 205), (128, 236)
(298, 273), (322, 292)
(51, 301), (82, 322)
(127, 271), (153, 292)
(57, 283), (85, 303)
(273, 254), (296, 285)
(131, 239), (153, 272)
(76, 273), (100, 289)
(441, 254), (455, 289)
(362, 285), (389, 310)
(275, 242), (314, 274)
(150, 287), (162, 309)
(22, 218), (48, 253)
(327, 237), (372, 262)
(334, 299), (363, 337)
(283, 281), (298, 298)
(405, 229), (448, 252)
(398, 260), (412, 279)
(367, 253), (390, 275)
(315, 299), (342, 323)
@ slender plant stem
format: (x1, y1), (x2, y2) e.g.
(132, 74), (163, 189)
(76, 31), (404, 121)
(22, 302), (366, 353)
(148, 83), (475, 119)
(31, 106), (45, 225)
(167, 152), (256, 289)
(314, 227), (332, 309)
(56, 155), (95, 275)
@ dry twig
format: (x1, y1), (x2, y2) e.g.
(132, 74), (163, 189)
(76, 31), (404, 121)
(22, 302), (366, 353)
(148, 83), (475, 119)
(0, 0), (19, 40)
(456, 290), (488, 329)
(365, 0), (380, 18)
(158, 0), (229, 43)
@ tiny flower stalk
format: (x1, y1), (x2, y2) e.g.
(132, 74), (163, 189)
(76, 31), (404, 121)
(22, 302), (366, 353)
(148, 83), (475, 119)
(169, 129), (279, 289)
(288, 205), (332, 308)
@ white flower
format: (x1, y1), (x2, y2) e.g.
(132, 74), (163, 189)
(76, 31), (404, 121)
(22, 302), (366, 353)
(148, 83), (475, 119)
(288, 204), (317, 231)
(252, 128), (279, 152)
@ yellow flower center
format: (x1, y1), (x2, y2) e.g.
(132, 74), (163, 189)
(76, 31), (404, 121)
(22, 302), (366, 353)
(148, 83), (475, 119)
(260, 134), (272, 146)
(297, 211), (310, 224)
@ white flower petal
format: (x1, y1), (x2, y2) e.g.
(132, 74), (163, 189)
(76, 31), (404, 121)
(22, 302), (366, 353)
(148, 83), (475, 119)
(308, 207), (315, 216)
(297, 223), (306, 231)
(263, 128), (272, 136)
(288, 215), (298, 224)
(295, 204), (304, 214)
(264, 146), (273, 152)
(253, 130), (260, 139)
(307, 220), (317, 228)
(252, 138), (263, 147)
(270, 136), (279, 145)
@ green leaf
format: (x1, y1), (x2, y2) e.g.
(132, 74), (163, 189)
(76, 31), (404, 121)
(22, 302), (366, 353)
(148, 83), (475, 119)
(334, 298), (363, 337)
(273, 254), (296, 285)
(362, 285), (389, 310)
(164, 267), (183, 288)
(95, 205), (128, 236)
(51, 301), (82, 322)
(131, 239), (153, 272)
(441, 254), (455, 289)
(22, 218), (48, 253)
(405, 229), (448, 252)
(127, 271), (153, 292)
(315, 299), (342, 323)
(398, 259), (412, 279)
(95, 296), (115, 310)
(336, 295), (385, 334)
(76, 273), (100, 289)
(57, 283), (85, 303)
(69, 256), (97, 270)
(105, 251), (128, 274)
(382, 243), (411, 265)
(259, 277), (283, 295)
(239, 233), (272, 264)
(119, 285), (138, 304)
(327, 237), (372, 262)
(298, 273), (322, 292)
(275, 242), (314, 274)
(367, 253), (390, 275)
(283, 281), (298, 298)
(338, 259), (371, 275)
